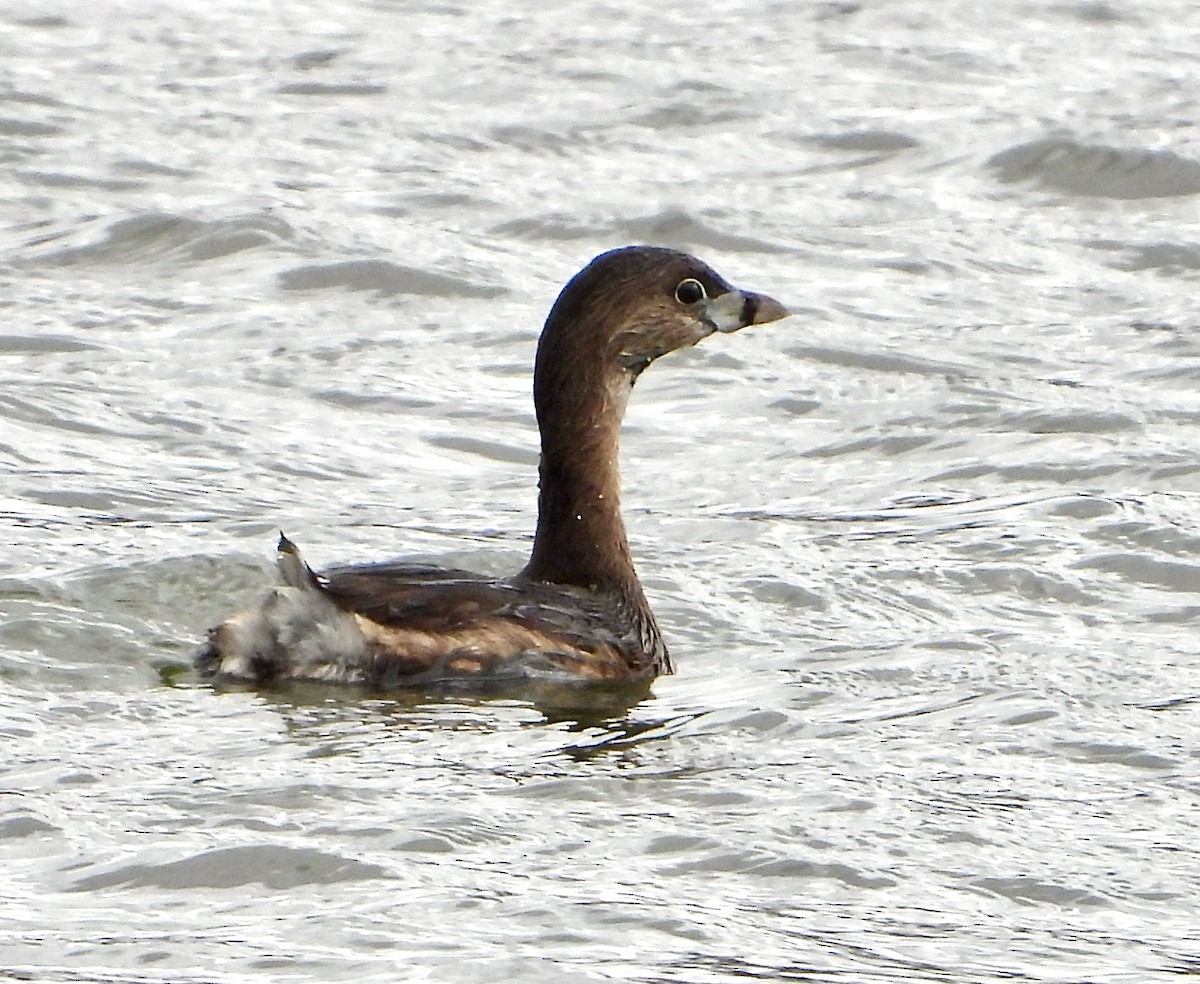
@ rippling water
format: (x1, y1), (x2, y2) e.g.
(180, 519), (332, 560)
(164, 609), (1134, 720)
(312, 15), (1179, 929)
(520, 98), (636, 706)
(2, 1), (1199, 981)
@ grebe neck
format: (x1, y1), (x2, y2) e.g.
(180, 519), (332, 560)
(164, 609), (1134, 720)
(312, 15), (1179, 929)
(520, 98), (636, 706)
(521, 353), (641, 594)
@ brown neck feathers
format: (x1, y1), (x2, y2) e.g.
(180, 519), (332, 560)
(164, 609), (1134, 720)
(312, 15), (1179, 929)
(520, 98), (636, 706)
(521, 333), (639, 593)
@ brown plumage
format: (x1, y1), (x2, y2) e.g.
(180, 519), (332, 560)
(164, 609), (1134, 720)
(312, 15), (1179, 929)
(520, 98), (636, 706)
(197, 246), (788, 690)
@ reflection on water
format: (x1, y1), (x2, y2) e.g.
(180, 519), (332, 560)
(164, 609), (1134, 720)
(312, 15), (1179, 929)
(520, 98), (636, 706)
(2, 0), (1200, 981)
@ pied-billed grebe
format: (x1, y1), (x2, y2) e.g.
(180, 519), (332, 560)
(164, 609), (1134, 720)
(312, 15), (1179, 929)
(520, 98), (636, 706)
(197, 246), (788, 688)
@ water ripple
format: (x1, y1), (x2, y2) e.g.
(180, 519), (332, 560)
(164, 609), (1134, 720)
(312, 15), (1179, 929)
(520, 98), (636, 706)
(987, 137), (1200, 199)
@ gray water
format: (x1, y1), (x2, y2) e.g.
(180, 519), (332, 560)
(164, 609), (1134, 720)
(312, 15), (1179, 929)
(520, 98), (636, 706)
(2, 1), (1199, 981)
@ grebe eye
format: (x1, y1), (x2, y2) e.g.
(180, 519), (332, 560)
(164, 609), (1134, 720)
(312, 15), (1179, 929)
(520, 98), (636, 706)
(674, 278), (706, 305)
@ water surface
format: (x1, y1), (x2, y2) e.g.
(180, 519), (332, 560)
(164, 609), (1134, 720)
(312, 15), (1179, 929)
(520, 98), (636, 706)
(2, 1), (1199, 981)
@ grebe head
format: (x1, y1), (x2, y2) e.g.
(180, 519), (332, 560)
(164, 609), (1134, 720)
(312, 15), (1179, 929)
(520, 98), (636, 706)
(535, 245), (790, 387)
